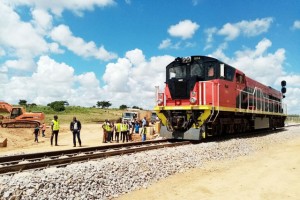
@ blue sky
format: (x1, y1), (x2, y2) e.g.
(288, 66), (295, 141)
(0, 0), (300, 114)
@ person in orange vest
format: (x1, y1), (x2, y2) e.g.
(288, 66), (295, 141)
(40, 122), (46, 137)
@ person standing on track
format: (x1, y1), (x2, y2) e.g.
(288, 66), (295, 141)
(51, 115), (60, 146)
(70, 116), (82, 147)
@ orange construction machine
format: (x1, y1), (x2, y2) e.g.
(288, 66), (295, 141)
(0, 101), (45, 128)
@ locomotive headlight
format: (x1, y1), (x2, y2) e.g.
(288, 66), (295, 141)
(191, 91), (196, 97)
(190, 97), (197, 104)
(157, 99), (163, 105)
(157, 93), (164, 106)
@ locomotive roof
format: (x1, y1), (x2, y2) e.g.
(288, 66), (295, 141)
(168, 55), (230, 68)
(167, 55), (242, 73)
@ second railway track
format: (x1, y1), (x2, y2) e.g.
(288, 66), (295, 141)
(0, 139), (190, 175)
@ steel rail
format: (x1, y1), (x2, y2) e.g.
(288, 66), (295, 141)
(0, 139), (169, 164)
(0, 140), (190, 174)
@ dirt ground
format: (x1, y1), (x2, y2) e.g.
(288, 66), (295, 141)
(117, 131), (300, 200)
(1, 125), (300, 200)
(0, 123), (108, 155)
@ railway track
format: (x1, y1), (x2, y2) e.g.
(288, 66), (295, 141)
(1, 125), (298, 175)
(204, 124), (299, 143)
(0, 139), (190, 175)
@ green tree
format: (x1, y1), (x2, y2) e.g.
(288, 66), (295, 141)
(132, 106), (140, 109)
(19, 99), (27, 106)
(96, 101), (112, 109)
(119, 104), (128, 110)
(47, 101), (66, 112)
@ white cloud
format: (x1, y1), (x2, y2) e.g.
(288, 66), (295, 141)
(210, 38), (300, 114)
(218, 18), (273, 40)
(292, 20), (300, 29)
(212, 38), (285, 86)
(238, 18), (273, 36)
(158, 39), (193, 50)
(2, 58), (36, 71)
(204, 27), (217, 50)
(158, 39), (172, 49)
(125, 49), (145, 66)
(4, 0), (116, 16)
(31, 8), (53, 35)
(0, 56), (104, 106)
(103, 58), (132, 92)
(168, 20), (200, 40)
(0, 48), (6, 57)
(280, 87), (300, 114)
(102, 49), (174, 108)
(49, 42), (64, 54)
(0, 1), (48, 59)
(50, 24), (117, 61)
(218, 23), (240, 41)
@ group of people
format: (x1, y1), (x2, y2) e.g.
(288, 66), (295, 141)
(33, 115), (82, 147)
(102, 117), (148, 143)
(32, 115), (149, 147)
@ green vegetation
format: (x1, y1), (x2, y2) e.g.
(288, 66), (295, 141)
(286, 115), (300, 123)
(26, 106), (124, 125)
(47, 101), (68, 112)
(96, 101), (112, 109)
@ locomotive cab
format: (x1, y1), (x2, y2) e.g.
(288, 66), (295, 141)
(166, 56), (220, 100)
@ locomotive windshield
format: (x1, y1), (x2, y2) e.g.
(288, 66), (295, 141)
(191, 62), (204, 78)
(169, 65), (186, 79)
(166, 56), (220, 99)
(168, 61), (204, 80)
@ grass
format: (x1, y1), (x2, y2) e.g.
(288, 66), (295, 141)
(3, 105), (299, 125)
(286, 116), (300, 124)
(1, 106), (125, 125)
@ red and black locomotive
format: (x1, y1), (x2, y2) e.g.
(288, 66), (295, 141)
(154, 55), (287, 140)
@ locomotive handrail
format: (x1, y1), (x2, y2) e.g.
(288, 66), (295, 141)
(209, 82), (220, 122)
(237, 86), (286, 115)
(199, 81), (220, 122)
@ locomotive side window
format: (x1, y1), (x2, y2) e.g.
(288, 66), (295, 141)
(207, 65), (214, 77)
(191, 62), (204, 77)
(236, 73), (245, 83)
(225, 65), (234, 81)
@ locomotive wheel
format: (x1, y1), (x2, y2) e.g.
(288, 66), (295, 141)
(1, 123), (7, 128)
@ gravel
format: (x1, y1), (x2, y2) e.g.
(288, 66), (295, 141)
(0, 127), (299, 200)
